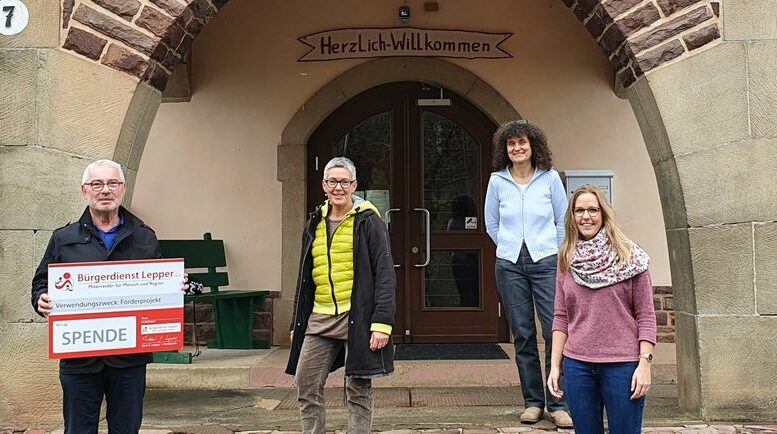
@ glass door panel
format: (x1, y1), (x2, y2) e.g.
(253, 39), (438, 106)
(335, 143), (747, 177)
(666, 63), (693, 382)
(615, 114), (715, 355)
(422, 112), (480, 232)
(333, 112), (392, 220)
(424, 250), (480, 308)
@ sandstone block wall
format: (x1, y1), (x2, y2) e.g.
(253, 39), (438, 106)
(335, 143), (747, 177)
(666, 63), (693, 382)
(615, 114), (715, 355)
(626, 1), (777, 415)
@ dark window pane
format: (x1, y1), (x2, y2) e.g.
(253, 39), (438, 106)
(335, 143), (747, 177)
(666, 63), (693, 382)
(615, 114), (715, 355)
(424, 251), (480, 308)
(333, 112), (392, 219)
(422, 111), (480, 232)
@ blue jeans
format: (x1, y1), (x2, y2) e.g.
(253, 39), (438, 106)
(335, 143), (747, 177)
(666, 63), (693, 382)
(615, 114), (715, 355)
(495, 245), (565, 412)
(563, 357), (645, 434)
(60, 364), (146, 434)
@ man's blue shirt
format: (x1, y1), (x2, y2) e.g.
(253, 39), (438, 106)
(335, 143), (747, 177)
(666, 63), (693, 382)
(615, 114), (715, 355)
(96, 213), (125, 251)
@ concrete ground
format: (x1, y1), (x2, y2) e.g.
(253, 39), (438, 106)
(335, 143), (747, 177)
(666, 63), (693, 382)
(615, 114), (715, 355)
(9, 344), (777, 433)
(10, 427), (777, 434)
(138, 384), (687, 431)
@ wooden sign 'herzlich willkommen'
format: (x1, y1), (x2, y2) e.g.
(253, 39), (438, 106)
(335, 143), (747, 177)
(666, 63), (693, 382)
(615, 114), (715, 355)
(298, 27), (513, 61)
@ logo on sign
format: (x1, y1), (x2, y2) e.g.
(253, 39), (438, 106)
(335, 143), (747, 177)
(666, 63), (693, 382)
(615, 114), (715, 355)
(54, 272), (74, 291)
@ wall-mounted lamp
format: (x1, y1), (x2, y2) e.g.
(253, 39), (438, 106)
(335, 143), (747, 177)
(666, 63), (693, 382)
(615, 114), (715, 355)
(398, 6), (411, 23)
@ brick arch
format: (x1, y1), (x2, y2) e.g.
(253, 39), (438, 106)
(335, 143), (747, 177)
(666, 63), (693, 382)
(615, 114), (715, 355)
(61, 0), (225, 91)
(564, 0), (721, 87)
(59, 0), (721, 90)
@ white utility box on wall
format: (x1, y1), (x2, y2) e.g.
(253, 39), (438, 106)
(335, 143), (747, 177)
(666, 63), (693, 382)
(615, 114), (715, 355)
(560, 170), (614, 204)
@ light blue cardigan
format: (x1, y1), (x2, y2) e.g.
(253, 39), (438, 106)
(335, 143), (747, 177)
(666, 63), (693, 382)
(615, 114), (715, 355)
(484, 167), (568, 263)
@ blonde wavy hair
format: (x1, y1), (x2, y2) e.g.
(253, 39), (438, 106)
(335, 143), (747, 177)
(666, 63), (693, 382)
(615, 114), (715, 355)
(558, 185), (634, 272)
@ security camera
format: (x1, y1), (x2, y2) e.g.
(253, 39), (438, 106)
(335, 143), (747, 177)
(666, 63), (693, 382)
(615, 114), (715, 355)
(398, 6), (411, 23)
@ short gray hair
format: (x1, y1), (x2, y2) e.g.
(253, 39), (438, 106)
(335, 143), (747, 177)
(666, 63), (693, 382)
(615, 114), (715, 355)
(323, 157), (357, 180)
(81, 160), (126, 185)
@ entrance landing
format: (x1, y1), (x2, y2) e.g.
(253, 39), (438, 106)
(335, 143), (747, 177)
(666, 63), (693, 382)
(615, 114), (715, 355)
(139, 344), (714, 431)
(147, 343), (677, 390)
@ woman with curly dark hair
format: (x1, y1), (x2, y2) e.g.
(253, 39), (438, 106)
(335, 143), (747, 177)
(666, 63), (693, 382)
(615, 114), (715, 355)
(485, 119), (571, 428)
(491, 120), (555, 172)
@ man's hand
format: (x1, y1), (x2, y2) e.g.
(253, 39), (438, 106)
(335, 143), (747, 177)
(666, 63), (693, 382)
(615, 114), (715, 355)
(37, 293), (53, 318)
(369, 331), (389, 351)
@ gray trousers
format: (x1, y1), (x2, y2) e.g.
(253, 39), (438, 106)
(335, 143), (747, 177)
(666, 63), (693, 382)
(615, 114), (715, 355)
(296, 334), (373, 434)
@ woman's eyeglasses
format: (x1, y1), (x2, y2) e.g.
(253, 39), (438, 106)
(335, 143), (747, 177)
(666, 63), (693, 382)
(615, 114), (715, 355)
(573, 207), (600, 217)
(324, 179), (354, 188)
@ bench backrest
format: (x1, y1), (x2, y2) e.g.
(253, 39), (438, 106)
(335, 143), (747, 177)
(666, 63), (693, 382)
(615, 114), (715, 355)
(159, 232), (228, 293)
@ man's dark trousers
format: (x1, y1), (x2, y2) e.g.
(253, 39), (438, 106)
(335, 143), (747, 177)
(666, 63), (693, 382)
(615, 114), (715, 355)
(59, 364), (146, 434)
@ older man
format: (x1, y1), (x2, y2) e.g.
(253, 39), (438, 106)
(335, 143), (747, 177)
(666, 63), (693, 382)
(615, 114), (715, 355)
(31, 159), (163, 433)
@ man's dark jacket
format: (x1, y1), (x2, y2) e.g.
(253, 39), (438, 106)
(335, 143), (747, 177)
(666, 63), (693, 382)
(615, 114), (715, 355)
(31, 206), (161, 374)
(285, 204), (396, 377)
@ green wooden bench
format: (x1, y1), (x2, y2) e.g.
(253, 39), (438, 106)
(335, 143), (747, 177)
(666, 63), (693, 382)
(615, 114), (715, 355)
(158, 232), (272, 350)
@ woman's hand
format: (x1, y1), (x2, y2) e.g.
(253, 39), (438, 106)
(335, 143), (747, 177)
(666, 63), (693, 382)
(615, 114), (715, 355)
(547, 331), (568, 399)
(369, 332), (389, 351)
(630, 360), (652, 400)
(547, 365), (564, 399)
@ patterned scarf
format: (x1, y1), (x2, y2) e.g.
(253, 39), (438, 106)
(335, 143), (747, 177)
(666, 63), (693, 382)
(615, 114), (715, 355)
(570, 229), (650, 289)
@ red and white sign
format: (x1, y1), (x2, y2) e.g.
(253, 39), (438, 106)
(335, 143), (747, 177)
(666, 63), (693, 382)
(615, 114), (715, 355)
(47, 259), (184, 359)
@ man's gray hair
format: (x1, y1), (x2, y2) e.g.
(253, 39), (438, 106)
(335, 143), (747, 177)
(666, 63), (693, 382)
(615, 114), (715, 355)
(81, 160), (126, 184)
(323, 157), (357, 180)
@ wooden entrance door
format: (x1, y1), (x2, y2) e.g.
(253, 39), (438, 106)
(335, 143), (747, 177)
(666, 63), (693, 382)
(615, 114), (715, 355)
(307, 82), (507, 343)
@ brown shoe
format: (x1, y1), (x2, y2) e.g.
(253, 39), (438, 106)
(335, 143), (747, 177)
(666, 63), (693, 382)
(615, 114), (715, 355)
(520, 407), (544, 424)
(549, 410), (574, 428)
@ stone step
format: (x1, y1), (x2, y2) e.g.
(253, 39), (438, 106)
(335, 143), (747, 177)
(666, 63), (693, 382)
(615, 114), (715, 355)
(147, 343), (677, 390)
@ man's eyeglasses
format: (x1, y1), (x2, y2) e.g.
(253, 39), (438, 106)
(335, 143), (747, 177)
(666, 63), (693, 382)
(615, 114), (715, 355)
(324, 179), (355, 188)
(574, 207), (601, 217)
(84, 180), (124, 191)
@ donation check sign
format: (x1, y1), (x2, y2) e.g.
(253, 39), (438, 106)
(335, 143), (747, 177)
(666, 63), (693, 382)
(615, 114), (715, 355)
(47, 259), (184, 359)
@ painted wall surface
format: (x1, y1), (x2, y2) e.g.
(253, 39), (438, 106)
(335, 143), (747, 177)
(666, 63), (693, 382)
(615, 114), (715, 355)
(133, 0), (672, 288)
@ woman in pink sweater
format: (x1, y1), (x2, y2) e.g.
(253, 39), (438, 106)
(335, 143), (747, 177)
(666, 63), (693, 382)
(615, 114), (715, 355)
(547, 185), (656, 434)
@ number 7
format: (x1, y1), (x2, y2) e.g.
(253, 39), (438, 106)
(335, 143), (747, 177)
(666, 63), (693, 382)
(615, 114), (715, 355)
(3, 6), (14, 28)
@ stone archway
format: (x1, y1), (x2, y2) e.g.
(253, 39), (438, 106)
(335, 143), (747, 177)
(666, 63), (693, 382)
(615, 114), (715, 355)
(1, 0), (775, 427)
(272, 57), (521, 352)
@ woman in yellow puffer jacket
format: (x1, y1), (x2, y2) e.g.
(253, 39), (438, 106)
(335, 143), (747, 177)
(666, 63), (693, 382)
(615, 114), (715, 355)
(286, 157), (396, 434)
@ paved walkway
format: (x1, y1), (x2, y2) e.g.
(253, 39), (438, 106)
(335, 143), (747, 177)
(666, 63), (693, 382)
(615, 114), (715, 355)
(11, 424), (777, 434)
(9, 345), (773, 434)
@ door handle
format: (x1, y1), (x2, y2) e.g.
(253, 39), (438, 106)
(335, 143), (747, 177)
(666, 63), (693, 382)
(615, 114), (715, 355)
(384, 208), (401, 227)
(384, 208), (402, 268)
(413, 207), (430, 268)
